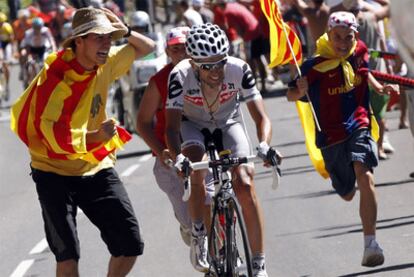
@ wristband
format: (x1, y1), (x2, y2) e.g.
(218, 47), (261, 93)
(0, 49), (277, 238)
(123, 25), (132, 38)
(174, 153), (186, 171)
(259, 141), (270, 152)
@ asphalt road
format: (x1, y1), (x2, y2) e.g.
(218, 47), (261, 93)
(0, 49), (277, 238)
(1, 64), (414, 276)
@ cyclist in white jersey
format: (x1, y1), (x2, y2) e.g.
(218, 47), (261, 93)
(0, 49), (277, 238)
(165, 23), (279, 277)
(20, 17), (56, 70)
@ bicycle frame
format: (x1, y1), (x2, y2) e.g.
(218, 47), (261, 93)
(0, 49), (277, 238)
(179, 139), (281, 276)
(204, 141), (253, 277)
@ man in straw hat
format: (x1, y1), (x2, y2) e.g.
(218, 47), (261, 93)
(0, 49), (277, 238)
(287, 11), (399, 267)
(10, 7), (155, 276)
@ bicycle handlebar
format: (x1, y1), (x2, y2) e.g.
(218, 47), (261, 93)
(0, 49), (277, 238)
(181, 154), (281, 202)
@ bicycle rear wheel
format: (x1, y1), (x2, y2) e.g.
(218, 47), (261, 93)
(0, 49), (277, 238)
(208, 195), (253, 277)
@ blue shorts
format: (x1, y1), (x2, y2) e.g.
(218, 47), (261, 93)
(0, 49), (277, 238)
(31, 167), (144, 262)
(321, 129), (378, 196)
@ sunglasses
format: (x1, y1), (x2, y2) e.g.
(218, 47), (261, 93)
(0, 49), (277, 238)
(193, 58), (228, 71)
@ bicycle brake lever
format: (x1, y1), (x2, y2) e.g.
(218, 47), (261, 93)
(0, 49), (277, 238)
(268, 148), (281, 190)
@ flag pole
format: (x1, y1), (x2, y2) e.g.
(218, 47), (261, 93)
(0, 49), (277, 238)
(278, 14), (322, 132)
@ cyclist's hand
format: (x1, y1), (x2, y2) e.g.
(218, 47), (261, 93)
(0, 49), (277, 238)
(161, 149), (174, 169)
(257, 141), (271, 167)
(174, 154), (192, 177)
(257, 141), (283, 167)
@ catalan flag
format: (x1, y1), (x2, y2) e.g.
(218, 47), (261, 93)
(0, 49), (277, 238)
(261, 0), (303, 67)
(10, 49), (132, 168)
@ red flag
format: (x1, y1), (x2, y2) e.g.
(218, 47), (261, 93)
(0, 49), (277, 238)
(261, 0), (303, 67)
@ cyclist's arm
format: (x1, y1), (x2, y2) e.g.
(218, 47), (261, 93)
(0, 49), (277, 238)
(165, 108), (183, 160)
(246, 98), (272, 144)
(136, 79), (165, 156)
(45, 27), (57, 52)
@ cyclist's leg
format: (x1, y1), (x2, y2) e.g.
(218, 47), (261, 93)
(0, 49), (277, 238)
(3, 43), (12, 92)
(232, 166), (264, 255)
(221, 123), (265, 256)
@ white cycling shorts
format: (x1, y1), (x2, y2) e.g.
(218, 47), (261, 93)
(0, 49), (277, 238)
(153, 157), (214, 229)
(180, 120), (254, 167)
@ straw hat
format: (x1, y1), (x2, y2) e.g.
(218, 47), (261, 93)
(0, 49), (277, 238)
(62, 7), (126, 48)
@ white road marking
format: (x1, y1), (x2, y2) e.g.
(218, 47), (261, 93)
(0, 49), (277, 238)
(29, 238), (48, 255)
(121, 164), (140, 177)
(120, 153), (152, 177)
(9, 260), (34, 277)
(0, 113), (10, 122)
(138, 153), (152, 162)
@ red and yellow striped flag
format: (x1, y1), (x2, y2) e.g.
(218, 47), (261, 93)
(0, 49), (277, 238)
(261, 0), (303, 67)
(10, 49), (132, 165)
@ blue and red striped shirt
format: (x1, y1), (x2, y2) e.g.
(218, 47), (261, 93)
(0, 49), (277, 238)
(292, 40), (372, 148)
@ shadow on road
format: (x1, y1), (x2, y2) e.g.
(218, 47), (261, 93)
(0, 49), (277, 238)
(337, 262), (414, 277)
(275, 214), (414, 238)
(260, 88), (288, 99)
(314, 214), (414, 239)
(275, 140), (306, 148)
(376, 179), (414, 188)
(117, 150), (152, 159)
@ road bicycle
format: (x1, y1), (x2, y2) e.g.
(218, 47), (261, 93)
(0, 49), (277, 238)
(180, 133), (280, 277)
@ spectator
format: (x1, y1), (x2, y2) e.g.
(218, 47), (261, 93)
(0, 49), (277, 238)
(346, 0), (393, 160)
(287, 11), (398, 268)
(213, 0), (272, 92)
(10, 7), (156, 275)
(192, 0), (214, 23)
(175, 0), (204, 27)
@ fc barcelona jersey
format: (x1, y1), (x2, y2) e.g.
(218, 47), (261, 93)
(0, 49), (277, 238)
(293, 40), (372, 148)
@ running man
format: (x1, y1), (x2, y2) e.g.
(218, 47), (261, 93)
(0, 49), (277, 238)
(287, 11), (398, 267)
(136, 26), (212, 246)
(11, 7), (155, 276)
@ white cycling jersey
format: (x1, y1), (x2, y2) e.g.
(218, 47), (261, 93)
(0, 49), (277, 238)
(166, 56), (262, 130)
(20, 27), (54, 50)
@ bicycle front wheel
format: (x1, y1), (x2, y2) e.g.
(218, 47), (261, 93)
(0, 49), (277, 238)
(209, 195), (253, 277)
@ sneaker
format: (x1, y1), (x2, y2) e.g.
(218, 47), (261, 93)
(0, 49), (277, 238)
(382, 136), (395, 154)
(361, 241), (384, 267)
(179, 224), (191, 247)
(190, 233), (210, 273)
(252, 261), (268, 277)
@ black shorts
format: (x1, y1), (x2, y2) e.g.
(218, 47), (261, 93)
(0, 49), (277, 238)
(31, 167), (144, 262)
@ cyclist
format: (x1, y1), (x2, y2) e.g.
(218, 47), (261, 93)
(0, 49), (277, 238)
(0, 12), (14, 98)
(20, 17), (57, 87)
(130, 10), (152, 35)
(165, 23), (279, 277)
(20, 17), (56, 63)
(136, 26), (215, 246)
